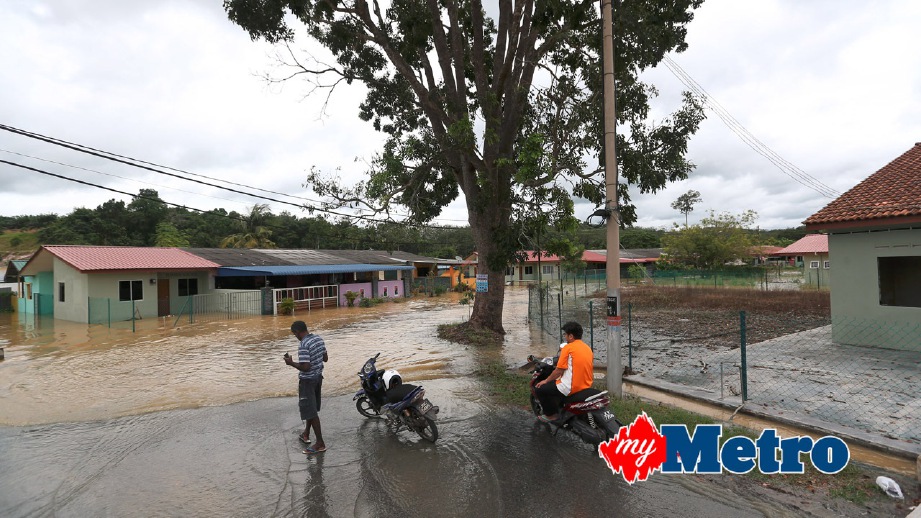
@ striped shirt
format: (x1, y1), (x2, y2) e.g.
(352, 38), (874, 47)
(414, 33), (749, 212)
(297, 333), (327, 380)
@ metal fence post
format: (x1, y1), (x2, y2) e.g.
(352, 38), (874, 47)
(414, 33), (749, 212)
(589, 300), (594, 351)
(557, 292), (563, 343)
(740, 310), (748, 401)
(628, 302), (633, 371)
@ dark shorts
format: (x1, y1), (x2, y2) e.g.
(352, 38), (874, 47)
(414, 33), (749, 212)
(298, 377), (322, 421)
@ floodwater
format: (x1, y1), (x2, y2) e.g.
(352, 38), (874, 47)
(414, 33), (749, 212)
(0, 287), (789, 517)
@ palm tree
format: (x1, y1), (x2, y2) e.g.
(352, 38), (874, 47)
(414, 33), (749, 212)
(220, 204), (276, 249)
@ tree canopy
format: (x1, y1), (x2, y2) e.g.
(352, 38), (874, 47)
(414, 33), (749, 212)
(670, 189), (701, 226)
(661, 210), (758, 269)
(225, 0), (706, 334)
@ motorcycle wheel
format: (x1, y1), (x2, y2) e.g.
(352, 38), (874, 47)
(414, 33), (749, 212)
(355, 396), (381, 418)
(409, 407), (438, 443)
(529, 394), (543, 416)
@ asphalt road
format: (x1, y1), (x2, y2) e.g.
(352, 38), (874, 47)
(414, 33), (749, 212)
(0, 377), (799, 518)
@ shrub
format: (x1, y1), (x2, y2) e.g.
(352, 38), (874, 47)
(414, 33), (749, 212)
(278, 297), (295, 315)
(344, 291), (358, 307)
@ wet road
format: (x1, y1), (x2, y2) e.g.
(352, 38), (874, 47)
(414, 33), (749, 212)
(0, 377), (792, 517)
(0, 288), (791, 516)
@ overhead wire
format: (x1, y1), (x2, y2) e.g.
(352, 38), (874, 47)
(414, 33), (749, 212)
(0, 123), (468, 228)
(0, 159), (462, 249)
(661, 56), (841, 199)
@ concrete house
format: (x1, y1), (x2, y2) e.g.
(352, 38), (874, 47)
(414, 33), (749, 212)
(18, 246), (219, 322)
(804, 142), (921, 349)
(776, 234), (829, 289)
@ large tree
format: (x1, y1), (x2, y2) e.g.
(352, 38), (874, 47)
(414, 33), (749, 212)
(225, 0), (705, 334)
(661, 210), (758, 269)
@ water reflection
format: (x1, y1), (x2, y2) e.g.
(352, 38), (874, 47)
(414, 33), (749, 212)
(0, 287), (558, 426)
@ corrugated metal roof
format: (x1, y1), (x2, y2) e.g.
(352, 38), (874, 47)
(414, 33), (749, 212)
(24, 245), (219, 274)
(254, 249), (360, 265)
(217, 264), (416, 277)
(184, 248), (294, 267)
(585, 249), (664, 263)
(777, 235), (828, 255)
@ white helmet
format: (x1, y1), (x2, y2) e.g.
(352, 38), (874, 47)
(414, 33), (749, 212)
(382, 369), (403, 390)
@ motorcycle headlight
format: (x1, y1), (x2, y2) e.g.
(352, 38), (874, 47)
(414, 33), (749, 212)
(363, 362), (373, 374)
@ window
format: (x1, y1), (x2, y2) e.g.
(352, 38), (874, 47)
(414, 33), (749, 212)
(383, 287), (388, 297)
(506, 267), (514, 275)
(178, 278), (199, 296)
(58, 282), (65, 302)
(879, 256), (921, 308)
(823, 261), (830, 269)
(119, 280), (143, 302)
(524, 266), (534, 275)
(394, 286), (399, 296)
(809, 261), (819, 269)
(542, 265), (554, 274)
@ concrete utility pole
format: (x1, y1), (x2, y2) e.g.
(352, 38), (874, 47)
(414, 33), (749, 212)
(601, 0), (623, 398)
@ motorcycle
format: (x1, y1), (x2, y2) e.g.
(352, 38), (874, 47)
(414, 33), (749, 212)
(353, 352), (440, 443)
(527, 354), (622, 447)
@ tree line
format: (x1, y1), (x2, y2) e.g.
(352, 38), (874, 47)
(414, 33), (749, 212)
(1, 189), (808, 267)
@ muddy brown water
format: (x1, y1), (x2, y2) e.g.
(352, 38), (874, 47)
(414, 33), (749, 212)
(0, 288), (799, 516)
(0, 290), (548, 426)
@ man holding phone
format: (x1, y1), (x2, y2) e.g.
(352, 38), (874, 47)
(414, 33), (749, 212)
(284, 320), (329, 454)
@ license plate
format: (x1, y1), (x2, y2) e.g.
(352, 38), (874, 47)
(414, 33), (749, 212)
(418, 400), (432, 414)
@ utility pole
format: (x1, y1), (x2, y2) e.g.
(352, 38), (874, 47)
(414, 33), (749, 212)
(601, 0), (623, 398)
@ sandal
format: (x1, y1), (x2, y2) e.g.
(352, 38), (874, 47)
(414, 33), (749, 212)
(303, 446), (327, 455)
(298, 434), (311, 445)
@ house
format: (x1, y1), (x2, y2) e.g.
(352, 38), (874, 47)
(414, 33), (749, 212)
(17, 246), (428, 323)
(18, 245), (219, 322)
(804, 142), (921, 349)
(505, 248), (664, 284)
(775, 235), (829, 288)
(3, 259), (27, 283)
(582, 249), (664, 279)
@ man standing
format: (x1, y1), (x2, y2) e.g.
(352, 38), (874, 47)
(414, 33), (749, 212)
(284, 320), (328, 454)
(535, 321), (594, 422)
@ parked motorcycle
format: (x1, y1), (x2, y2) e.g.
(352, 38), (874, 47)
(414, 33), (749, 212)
(527, 354), (621, 446)
(353, 353), (440, 443)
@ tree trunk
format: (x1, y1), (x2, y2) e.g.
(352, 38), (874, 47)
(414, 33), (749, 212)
(468, 222), (506, 335)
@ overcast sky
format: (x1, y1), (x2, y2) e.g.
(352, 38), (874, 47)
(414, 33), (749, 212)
(2, 0), (919, 231)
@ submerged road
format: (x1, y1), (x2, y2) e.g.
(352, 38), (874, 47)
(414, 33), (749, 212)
(0, 378), (795, 518)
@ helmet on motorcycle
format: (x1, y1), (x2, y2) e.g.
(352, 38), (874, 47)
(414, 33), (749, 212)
(382, 369), (402, 390)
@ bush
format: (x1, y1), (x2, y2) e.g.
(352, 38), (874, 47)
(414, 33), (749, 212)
(278, 297), (295, 315)
(434, 286), (447, 296)
(358, 298), (373, 308)
(344, 291), (358, 307)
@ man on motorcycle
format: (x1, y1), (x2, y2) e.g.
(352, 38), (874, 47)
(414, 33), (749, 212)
(535, 321), (594, 423)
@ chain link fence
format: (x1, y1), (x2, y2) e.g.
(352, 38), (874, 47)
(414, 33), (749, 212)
(529, 281), (920, 446)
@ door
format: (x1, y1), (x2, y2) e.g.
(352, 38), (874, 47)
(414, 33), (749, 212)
(157, 279), (170, 317)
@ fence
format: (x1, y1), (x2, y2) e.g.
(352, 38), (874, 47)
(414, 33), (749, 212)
(173, 291), (263, 325)
(539, 266), (812, 298)
(528, 284), (921, 447)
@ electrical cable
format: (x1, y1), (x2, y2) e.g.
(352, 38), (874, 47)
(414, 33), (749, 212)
(661, 57), (841, 199)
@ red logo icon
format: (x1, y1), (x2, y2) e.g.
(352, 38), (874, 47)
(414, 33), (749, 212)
(598, 412), (667, 484)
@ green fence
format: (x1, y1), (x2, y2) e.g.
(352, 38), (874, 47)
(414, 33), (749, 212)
(528, 284), (921, 446)
(173, 291), (262, 326)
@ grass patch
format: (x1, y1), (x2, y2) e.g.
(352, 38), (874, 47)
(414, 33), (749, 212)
(437, 322), (504, 347)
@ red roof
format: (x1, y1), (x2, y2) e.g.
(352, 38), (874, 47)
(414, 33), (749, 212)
(521, 251), (561, 262)
(776, 235), (828, 255)
(36, 245), (220, 272)
(805, 143), (921, 229)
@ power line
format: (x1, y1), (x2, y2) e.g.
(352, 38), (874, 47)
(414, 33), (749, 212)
(661, 56), (841, 199)
(0, 159), (462, 248)
(0, 123), (468, 228)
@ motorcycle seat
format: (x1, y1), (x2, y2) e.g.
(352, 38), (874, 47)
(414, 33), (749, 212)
(563, 387), (604, 404)
(385, 383), (419, 404)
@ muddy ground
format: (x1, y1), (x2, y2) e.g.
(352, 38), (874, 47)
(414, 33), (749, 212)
(609, 286), (920, 517)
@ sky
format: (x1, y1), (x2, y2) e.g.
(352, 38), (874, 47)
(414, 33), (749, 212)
(1, 0), (920, 231)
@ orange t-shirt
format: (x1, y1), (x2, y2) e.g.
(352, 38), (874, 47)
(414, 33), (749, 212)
(555, 339), (594, 395)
